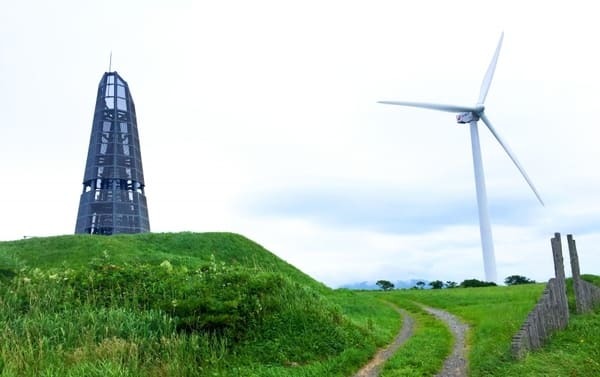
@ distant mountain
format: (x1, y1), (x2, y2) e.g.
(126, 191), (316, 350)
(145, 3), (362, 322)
(339, 279), (430, 290)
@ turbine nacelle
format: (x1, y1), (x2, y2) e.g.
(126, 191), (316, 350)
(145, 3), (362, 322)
(456, 112), (480, 124)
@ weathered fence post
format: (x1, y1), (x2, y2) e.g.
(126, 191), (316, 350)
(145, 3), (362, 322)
(550, 233), (569, 328)
(567, 233), (600, 313)
(568, 234), (586, 313)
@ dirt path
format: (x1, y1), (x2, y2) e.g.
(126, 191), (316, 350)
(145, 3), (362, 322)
(352, 305), (414, 377)
(420, 305), (469, 377)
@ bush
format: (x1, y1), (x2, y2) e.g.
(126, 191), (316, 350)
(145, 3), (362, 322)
(459, 279), (497, 288)
(504, 275), (536, 286)
(376, 280), (395, 291)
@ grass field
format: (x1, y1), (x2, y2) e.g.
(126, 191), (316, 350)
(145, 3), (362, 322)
(0, 233), (397, 377)
(369, 278), (600, 376)
(369, 285), (545, 376)
(1, 232), (599, 376)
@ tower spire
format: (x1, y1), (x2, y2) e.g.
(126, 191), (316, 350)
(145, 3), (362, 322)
(108, 51), (112, 72)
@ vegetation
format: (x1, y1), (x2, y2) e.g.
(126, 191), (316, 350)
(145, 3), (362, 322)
(504, 275), (536, 286)
(492, 275), (600, 376)
(0, 232), (320, 289)
(1, 233), (599, 376)
(371, 277), (600, 376)
(0, 233), (397, 377)
(367, 284), (544, 376)
(376, 280), (395, 291)
(428, 280), (444, 289)
(376, 300), (452, 376)
(459, 278), (497, 288)
(492, 310), (600, 376)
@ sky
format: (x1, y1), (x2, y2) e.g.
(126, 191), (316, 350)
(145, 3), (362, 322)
(1, 0), (599, 287)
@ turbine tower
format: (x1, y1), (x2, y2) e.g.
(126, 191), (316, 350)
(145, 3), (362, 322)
(75, 71), (150, 235)
(379, 33), (543, 282)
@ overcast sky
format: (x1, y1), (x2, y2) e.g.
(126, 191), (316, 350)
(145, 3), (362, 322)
(1, 0), (599, 287)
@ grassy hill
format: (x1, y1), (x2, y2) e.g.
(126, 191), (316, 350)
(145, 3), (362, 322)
(3, 232), (597, 376)
(0, 232), (320, 288)
(0, 232), (397, 377)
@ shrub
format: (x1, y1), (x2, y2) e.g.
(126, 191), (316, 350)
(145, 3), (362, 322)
(376, 280), (395, 291)
(459, 279), (497, 288)
(504, 275), (536, 285)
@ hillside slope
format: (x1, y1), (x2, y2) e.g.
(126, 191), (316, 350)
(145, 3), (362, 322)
(0, 232), (390, 377)
(0, 232), (321, 289)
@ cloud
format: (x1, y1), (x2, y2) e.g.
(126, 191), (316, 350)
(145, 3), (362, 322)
(235, 213), (562, 288)
(232, 215), (487, 287)
(243, 185), (541, 235)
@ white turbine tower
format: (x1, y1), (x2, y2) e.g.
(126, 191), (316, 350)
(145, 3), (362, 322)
(379, 33), (544, 283)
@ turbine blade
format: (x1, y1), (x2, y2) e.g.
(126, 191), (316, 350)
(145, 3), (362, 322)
(378, 101), (479, 113)
(480, 113), (544, 206)
(478, 32), (504, 104)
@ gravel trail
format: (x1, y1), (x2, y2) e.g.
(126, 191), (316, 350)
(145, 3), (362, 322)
(420, 305), (469, 377)
(352, 305), (414, 377)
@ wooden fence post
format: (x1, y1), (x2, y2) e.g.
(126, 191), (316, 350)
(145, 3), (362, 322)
(550, 233), (569, 328)
(568, 234), (586, 313)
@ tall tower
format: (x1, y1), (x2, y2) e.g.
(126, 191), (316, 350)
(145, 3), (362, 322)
(75, 72), (150, 235)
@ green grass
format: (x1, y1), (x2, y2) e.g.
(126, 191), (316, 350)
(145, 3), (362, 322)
(392, 285), (545, 376)
(370, 279), (600, 377)
(0, 232), (396, 377)
(0, 232), (321, 289)
(376, 300), (451, 377)
(493, 310), (600, 376)
(330, 289), (402, 346)
(380, 284), (544, 376)
(370, 285), (544, 376)
(2, 233), (599, 376)
(492, 275), (600, 376)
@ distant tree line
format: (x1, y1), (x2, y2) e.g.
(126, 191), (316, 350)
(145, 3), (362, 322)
(416, 279), (496, 289)
(375, 275), (536, 290)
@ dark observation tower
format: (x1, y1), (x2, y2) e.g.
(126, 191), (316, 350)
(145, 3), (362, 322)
(75, 72), (150, 234)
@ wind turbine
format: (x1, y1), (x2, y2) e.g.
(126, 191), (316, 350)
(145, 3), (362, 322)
(379, 33), (544, 283)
